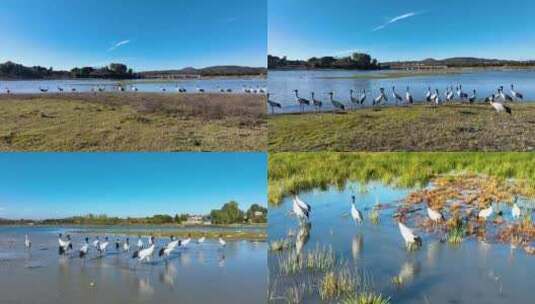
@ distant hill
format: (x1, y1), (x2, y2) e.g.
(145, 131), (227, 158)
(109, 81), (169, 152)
(139, 65), (266, 78)
(383, 57), (535, 69)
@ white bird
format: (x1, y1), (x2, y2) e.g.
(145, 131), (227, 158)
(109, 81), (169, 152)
(79, 237), (89, 258)
(398, 222), (422, 247)
(478, 206), (493, 219)
(58, 233), (72, 255)
(350, 195), (363, 223)
(133, 237), (155, 262)
(311, 92), (322, 112)
(131, 85), (138, 92)
(137, 236), (144, 249)
(425, 87), (432, 102)
(98, 237), (109, 254)
(510, 84), (523, 101)
(468, 89), (477, 103)
(159, 236), (180, 257)
(431, 89), (441, 105)
(392, 86), (403, 104)
(328, 91), (345, 111)
(292, 196), (310, 222)
(197, 87), (205, 93)
(92, 236), (100, 249)
(445, 87), (455, 102)
(405, 87), (413, 104)
(374, 88), (388, 105)
(350, 89), (360, 108)
(512, 203), (521, 219)
(499, 86), (513, 102)
(427, 207), (444, 223)
(294, 195), (311, 213)
(181, 236), (191, 247)
(457, 85), (468, 100)
(358, 89), (367, 105)
(198, 236), (206, 244)
(489, 99), (512, 115)
(123, 238), (130, 252)
(218, 237), (226, 247)
(266, 93), (282, 114)
(24, 234), (31, 249)
(293, 89), (310, 112)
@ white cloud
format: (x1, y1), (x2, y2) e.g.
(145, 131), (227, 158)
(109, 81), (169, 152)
(108, 40), (131, 52)
(372, 11), (424, 32)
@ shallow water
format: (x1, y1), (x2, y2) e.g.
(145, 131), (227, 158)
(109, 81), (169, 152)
(0, 226), (266, 304)
(268, 69), (535, 113)
(268, 183), (535, 303)
(0, 78), (266, 94)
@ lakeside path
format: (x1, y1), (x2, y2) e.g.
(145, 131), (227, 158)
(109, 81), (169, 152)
(0, 93), (266, 151)
(268, 103), (535, 152)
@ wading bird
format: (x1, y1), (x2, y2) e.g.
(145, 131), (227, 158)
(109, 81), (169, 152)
(293, 89), (310, 112)
(57, 86), (63, 92)
(328, 92), (345, 111)
(161, 87), (167, 92)
(266, 93), (282, 114)
(510, 84), (523, 101)
(219, 236), (226, 247)
(425, 87), (432, 102)
(445, 87), (455, 102)
(197, 87), (205, 93)
(489, 98), (512, 115)
(311, 92), (322, 112)
(512, 203), (521, 219)
(71, 87), (77, 92)
(58, 233), (72, 255)
(392, 86), (403, 104)
(457, 85), (468, 100)
(123, 238), (130, 252)
(478, 205), (493, 220)
(469, 89), (477, 103)
(115, 238), (121, 250)
(79, 237), (89, 258)
(293, 196), (310, 222)
(350, 195), (363, 224)
(398, 221), (422, 248)
(198, 236), (206, 244)
(24, 234), (31, 249)
(98, 237), (109, 255)
(159, 236), (180, 257)
(92, 236), (100, 250)
(39, 87), (49, 93)
(181, 234), (191, 247)
(137, 235), (144, 249)
(374, 88), (387, 105)
(359, 89), (367, 105)
(499, 86), (513, 102)
(5, 87), (11, 94)
(405, 87), (413, 104)
(350, 89), (360, 108)
(133, 236), (155, 262)
(430, 89), (441, 105)
(427, 206), (444, 224)
(131, 85), (138, 92)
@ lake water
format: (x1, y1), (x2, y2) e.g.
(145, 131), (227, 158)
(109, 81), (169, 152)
(0, 226), (266, 304)
(268, 69), (535, 113)
(268, 182), (535, 303)
(0, 78), (266, 94)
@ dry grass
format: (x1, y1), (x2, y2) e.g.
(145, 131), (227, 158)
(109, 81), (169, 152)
(269, 103), (535, 152)
(0, 93), (266, 151)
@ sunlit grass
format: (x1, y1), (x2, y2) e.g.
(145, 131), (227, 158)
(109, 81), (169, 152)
(319, 269), (355, 301)
(341, 293), (391, 304)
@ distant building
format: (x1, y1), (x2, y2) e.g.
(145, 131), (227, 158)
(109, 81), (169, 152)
(185, 215), (204, 224)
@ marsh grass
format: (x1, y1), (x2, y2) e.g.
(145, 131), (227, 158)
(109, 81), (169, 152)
(268, 103), (535, 152)
(319, 269), (355, 300)
(279, 245), (336, 274)
(269, 153), (535, 204)
(447, 221), (466, 245)
(270, 238), (290, 251)
(0, 93), (266, 151)
(369, 208), (380, 224)
(340, 293), (391, 304)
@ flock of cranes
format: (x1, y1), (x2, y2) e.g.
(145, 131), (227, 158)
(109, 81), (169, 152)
(22, 233), (227, 263)
(291, 194), (525, 249)
(267, 84), (525, 115)
(1, 84), (267, 95)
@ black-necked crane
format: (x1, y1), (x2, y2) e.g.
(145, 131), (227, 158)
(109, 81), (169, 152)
(79, 237), (89, 258)
(427, 206), (444, 225)
(197, 87), (205, 93)
(478, 205), (493, 220)
(226, 88), (232, 93)
(359, 89), (367, 105)
(123, 238), (130, 252)
(131, 85), (138, 92)
(374, 87), (387, 105)
(71, 87), (76, 92)
(293, 195), (311, 222)
(445, 87), (454, 102)
(510, 84), (523, 101)
(161, 87), (167, 92)
(392, 86), (403, 105)
(512, 202), (521, 219)
(293, 89), (310, 112)
(328, 91), (345, 111)
(24, 234), (31, 249)
(118, 85), (125, 92)
(350, 89), (360, 109)
(159, 236), (180, 257)
(457, 85), (468, 100)
(114, 238), (121, 250)
(489, 98), (512, 115)
(398, 221), (422, 248)
(469, 89), (477, 103)
(430, 89), (440, 105)
(425, 87), (432, 102)
(92, 236), (100, 250)
(266, 93), (282, 114)
(5, 87), (10, 94)
(58, 233), (71, 255)
(219, 235), (226, 247)
(136, 235), (144, 249)
(97, 86), (105, 92)
(217, 86), (225, 93)
(133, 236), (155, 262)
(405, 87), (413, 104)
(259, 87), (265, 94)
(499, 86), (513, 102)
(39, 87), (49, 93)
(182, 234), (192, 247)
(57, 86), (64, 92)
(311, 92), (322, 112)
(350, 195), (363, 224)
(98, 237), (109, 255)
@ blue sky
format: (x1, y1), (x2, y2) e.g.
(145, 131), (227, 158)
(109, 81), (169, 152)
(0, 0), (266, 71)
(269, 0), (535, 61)
(0, 153), (266, 219)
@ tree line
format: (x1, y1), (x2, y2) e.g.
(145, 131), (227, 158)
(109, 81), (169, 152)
(210, 201), (267, 224)
(268, 53), (380, 70)
(0, 61), (136, 80)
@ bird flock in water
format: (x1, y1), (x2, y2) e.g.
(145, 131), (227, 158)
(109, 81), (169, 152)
(1, 84), (267, 95)
(291, 194), (524, 250)
(22, 233), (227, 263)
(267, 84), (524, 115)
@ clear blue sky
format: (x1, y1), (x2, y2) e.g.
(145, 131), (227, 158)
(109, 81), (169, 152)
(0, 0), (266, 71)
(0, 153), (266, 220)
(269, 0), (535, 61)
